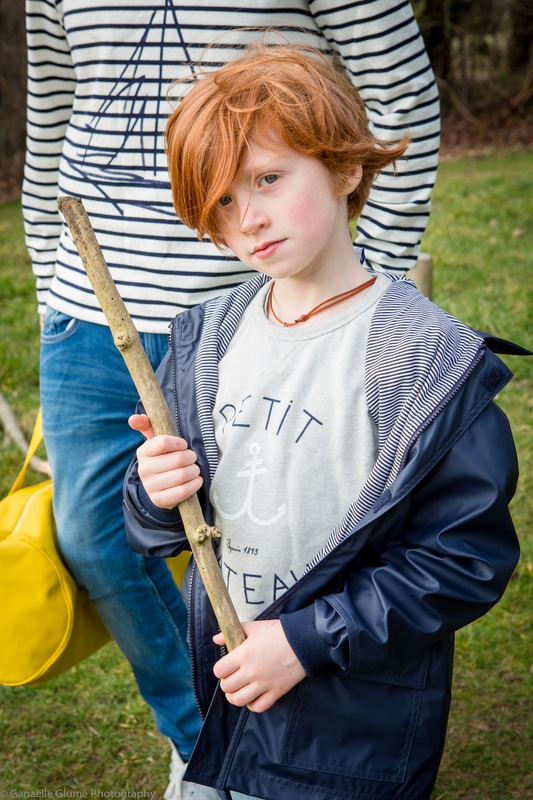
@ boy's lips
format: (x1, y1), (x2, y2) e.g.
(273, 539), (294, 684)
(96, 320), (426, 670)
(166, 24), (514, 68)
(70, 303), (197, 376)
(252, 239), (285, 259)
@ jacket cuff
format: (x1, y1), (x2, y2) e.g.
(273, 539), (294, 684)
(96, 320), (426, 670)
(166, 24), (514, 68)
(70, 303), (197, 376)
(280, 604), (332, 678)
(138, 481), (183, 525)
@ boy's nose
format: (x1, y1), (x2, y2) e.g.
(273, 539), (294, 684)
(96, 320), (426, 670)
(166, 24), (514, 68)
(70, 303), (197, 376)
(239, 200), (267, 235)
(241, 220), (263, 235)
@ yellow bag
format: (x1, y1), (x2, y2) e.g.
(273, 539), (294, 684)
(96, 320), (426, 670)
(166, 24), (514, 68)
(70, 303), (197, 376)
(0, 410), (111, 687)
(166, 550), (191, 589)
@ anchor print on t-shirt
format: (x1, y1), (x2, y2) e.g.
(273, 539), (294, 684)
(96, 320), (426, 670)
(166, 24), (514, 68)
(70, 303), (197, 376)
(214, 443), (287, 526)
(210, 391), (327, 621)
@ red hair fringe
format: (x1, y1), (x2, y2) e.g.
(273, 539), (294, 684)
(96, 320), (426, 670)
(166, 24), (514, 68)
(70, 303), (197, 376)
(165, 41), (409, 247)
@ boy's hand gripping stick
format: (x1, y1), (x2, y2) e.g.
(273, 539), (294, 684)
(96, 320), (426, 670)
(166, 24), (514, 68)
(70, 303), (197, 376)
(57, 195), (246, 652)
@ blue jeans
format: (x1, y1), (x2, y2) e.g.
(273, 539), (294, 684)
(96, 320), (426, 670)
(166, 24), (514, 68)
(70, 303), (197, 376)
(40, 309), (202, 758)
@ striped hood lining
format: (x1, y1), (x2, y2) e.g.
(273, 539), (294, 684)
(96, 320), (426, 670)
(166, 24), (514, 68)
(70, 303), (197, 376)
(194, 274), (485, 569)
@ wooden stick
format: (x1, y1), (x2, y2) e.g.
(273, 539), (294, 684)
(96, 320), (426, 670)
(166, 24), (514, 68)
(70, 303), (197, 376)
(57, 195), (246, 652)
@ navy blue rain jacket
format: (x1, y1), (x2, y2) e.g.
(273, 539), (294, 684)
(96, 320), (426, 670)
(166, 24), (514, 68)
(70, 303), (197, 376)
(123, 277), (521, 800)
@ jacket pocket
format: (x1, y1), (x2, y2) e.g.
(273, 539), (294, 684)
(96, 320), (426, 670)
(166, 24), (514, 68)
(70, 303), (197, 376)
(280, 648), (430, 784)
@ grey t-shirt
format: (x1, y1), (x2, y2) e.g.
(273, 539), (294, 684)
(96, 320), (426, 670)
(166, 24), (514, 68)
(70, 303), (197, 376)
(211, 275), (389, 621)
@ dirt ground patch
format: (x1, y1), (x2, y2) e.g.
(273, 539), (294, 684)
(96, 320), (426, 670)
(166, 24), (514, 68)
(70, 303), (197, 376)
(439, 108), (533, 161)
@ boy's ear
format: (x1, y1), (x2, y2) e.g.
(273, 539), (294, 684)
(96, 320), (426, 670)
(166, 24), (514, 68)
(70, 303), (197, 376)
(343, 165), (363, 195)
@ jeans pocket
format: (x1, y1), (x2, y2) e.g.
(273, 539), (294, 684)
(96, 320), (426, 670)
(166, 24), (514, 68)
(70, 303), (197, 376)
(280, 648), (431, 784)
(41, 308), (80, 343)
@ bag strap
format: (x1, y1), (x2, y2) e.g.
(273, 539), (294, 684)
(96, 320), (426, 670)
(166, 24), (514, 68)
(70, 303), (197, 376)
(8, 408), (45, 496)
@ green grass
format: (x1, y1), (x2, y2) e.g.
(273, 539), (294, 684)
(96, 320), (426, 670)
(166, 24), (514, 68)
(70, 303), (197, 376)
(0, 647), (169, 794)
(423, 153), (533, 800)
(0, 153), (532, 798)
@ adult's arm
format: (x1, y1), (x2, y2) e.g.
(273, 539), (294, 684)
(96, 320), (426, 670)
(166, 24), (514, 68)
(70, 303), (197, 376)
(23, 0), (76, 313)
(310, 0), (440, 273)
(280, 401), (520, 676)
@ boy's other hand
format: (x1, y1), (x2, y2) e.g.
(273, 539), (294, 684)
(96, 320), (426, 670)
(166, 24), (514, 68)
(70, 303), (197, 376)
(213, 619), (306, 713)
(128, 414), (203, 509)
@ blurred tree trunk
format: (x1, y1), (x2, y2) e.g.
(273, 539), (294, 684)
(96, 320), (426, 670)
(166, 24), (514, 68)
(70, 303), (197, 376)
(0, 0), (27, 202)
(412, 0), (474, 114)
(413, 0), (532, 116)
(509, 0), (533, 71)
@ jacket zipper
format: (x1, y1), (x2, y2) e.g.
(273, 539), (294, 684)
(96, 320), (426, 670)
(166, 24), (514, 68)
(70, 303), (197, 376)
(171, 319), (204, 719)
(187, 561), (205, 718)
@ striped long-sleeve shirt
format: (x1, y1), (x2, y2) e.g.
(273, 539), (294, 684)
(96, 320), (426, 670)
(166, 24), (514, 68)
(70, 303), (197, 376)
(23, 0), (440, 333)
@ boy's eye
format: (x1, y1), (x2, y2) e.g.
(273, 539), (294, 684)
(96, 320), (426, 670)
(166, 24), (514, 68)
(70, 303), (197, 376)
(217, 196), (232, 208)
(260, 174), (278, 186)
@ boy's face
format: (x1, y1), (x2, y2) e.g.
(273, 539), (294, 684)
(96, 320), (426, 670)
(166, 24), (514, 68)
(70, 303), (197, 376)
(215, 136), (362, 283)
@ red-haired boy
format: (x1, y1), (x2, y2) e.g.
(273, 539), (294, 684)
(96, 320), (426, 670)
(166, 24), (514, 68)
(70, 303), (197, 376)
(124, 43), (520, 800)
